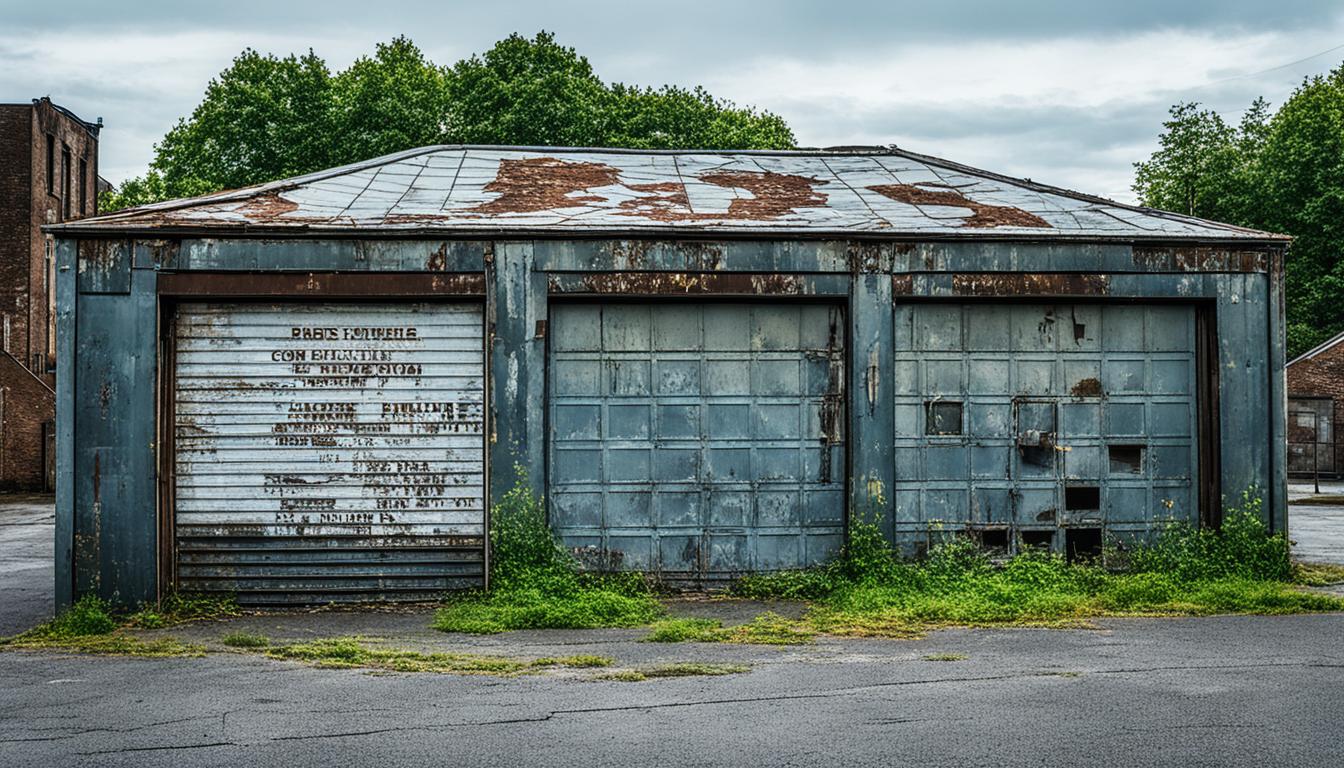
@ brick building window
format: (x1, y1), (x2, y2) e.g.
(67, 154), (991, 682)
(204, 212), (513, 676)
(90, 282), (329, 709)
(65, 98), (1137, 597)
(45, 135), (54, 194)
(61, 146), (71, 220)
(79, 158), (88, 215)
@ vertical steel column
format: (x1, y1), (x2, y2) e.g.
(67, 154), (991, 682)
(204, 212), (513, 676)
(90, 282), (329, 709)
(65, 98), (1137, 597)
(488, 241), (547, 503)
(54, 238), (77, 610)
(849, 270), (896, 542)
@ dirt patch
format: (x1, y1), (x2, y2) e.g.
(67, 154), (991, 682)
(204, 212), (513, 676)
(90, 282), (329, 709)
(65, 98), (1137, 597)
(867, 183), (1050, 228)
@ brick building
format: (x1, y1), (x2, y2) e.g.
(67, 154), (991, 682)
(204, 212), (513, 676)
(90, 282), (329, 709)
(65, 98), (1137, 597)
(1287, 331), (1344, 477)
(0, 97), (101, 489)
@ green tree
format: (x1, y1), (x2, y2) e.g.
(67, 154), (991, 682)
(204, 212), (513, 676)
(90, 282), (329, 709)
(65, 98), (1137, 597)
(104, 31), (796, 211)
(1132, 102), (1256, 223)
(445, 31), (612, 147)
(1133, 69), (1344, 357)
(331, 37), (452, 164)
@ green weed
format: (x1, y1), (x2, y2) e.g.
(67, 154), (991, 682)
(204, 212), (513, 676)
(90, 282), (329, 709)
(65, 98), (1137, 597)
(265, 637), (610, 675)
(644, 618), (730, 643)
(0, 595), (206, 657)
(734, 491), (1344, 636)
(1293, 562), (1344, 586)
(434, 472), (663, 634)
(597, 663), (749, 681)
(220, 632), (270, 649)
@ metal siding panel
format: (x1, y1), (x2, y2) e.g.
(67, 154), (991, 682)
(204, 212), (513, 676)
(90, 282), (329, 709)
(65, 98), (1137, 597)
(173, 302), (486, 603)
(550, 302), (846, 578)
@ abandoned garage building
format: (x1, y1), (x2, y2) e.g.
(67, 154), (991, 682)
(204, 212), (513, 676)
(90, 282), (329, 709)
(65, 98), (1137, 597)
(47, 146), (1290, 607)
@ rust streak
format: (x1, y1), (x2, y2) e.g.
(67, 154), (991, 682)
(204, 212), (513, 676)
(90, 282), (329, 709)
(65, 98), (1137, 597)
(951, 273), (1109, 296)
(552, 272), (808, 296)
(867, 183), (1050, 228)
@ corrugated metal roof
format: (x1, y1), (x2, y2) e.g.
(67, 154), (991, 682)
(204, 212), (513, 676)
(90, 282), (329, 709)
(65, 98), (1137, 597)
(54, 146), (1288, 241)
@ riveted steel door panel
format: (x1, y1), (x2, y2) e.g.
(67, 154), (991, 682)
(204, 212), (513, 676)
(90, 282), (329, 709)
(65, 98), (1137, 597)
(549, 303), (846, 580)
(893, 303), (1198, 550)
(173, 302), (486, 604)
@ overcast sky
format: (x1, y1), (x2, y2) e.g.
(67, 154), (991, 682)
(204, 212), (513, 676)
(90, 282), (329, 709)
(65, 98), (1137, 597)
(4, 1), (1343, 202)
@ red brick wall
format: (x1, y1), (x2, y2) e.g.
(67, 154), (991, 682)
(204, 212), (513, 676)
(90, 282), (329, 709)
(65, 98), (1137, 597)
(0, 106), (32, 375)
(0, 351), (54, 489)
(1286, 339), (1344, 475)
(0, 98), (98, 488)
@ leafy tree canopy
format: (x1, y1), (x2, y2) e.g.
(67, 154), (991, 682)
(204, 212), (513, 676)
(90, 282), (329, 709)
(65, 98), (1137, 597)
(103, 32), (795, 210)
(1133, 66), (1344, 357)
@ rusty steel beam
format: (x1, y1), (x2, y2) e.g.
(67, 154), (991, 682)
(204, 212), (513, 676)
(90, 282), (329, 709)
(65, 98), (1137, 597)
(546, 271), (841, 296)
(156, 272), (487, 297)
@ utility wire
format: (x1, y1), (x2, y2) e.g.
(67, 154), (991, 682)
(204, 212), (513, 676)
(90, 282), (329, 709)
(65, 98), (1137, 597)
(1190, 40), (1344, 91)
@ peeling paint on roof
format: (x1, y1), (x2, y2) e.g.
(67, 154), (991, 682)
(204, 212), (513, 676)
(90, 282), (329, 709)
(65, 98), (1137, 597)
(56, 146), (1288, 241)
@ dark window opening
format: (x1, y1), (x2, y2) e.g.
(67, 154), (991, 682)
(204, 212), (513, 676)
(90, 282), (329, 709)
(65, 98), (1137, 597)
(1065, 486), (1101, 511)
(79, 158), (88, 215)
(925, 401), (963, 435)
(61, 146), (71, 220)
(1073, 322), (1086, 342)
(977, 529), (1009, 552)
(45, 135), (54, 194)
(1020, 529), (1054, 549)
(1108, 445), (1144, 474)
(1066, 528), (1103, 562)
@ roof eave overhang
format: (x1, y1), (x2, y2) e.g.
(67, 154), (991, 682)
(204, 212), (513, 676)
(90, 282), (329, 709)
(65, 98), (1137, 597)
(41, 221), (1293, 247)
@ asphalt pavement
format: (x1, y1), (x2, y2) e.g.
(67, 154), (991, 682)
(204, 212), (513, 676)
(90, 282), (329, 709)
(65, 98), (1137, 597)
(2, 493), (1343, 767)
(0, 496), (53, 637)
(2, 614), (1343, 767)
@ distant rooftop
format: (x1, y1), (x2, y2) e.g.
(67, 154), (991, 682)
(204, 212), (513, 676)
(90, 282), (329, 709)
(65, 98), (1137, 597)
(52, 145), (1287, 242)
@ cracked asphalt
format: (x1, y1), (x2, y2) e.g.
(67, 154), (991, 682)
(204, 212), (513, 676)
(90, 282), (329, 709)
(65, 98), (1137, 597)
(3, 495), (1344, 767)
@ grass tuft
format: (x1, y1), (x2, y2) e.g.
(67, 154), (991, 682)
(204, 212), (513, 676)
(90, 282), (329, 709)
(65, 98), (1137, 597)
(265, 637), (611, 676)
(597, 663), (750, 681)
(434, 473), (663, 634)
(1293, 562), (1344, 587)
(644, 618), (729, 643)
(731, 491), (1344, 637)
(221, 632), (270, 649)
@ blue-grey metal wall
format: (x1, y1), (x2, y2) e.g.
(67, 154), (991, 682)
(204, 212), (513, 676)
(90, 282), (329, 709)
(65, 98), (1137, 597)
(54, 236), (1287, 607)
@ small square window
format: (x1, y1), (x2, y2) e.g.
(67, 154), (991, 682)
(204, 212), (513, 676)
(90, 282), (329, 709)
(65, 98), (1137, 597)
(1108, 445), (1144, 474)
(925, 401), (963, 435)
(1065, 486), (1101, 511)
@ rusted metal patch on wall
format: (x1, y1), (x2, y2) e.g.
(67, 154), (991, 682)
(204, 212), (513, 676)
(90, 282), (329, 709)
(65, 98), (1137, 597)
(1132, 246), (1269, 273)
(547, 272), (815, 296)
(950, 273), (1110, 296)
(157, 272), (486, 297)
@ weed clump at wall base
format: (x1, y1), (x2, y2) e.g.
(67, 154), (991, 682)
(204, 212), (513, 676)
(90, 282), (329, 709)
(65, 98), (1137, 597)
(737, 492), (1344, 635)
(434, 476), (663, 634)
(0, 595), (205, 657)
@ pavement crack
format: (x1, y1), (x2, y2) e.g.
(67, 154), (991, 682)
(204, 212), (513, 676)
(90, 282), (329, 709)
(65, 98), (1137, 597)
(77, 741), (237, 756)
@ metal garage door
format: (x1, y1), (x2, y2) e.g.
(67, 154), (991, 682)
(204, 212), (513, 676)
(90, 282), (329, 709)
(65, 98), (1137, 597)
(549, 303), (846, 580)
(892, 303), (1198, 550)
(173, 302), (485, 604)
